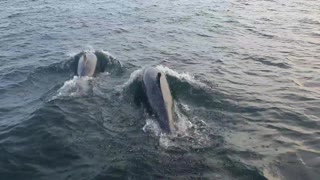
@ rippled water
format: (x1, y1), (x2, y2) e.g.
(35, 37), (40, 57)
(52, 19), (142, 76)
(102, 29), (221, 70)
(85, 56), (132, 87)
(1, 0), (319, 179)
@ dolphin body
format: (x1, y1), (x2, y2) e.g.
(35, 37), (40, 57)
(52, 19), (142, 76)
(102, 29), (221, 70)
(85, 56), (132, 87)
(77, 52), (97, 77)
(72, 51), (121, 77)
(141, 67), (175, 134)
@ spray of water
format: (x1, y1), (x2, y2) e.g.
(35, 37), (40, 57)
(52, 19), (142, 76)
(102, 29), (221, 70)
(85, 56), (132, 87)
(54, 76), (93, 98)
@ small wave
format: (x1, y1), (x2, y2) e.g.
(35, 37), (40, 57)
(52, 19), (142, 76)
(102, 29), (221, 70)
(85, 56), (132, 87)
(0, 61), (70, 91)
(7, 12), (23, 19)
(245, 56), (291, 69)
(52, 76), (94, 99)
(115, 67), (143, 100)
(142, 118), (162, 136)
(98, 49), (123, 68)
(299, 18), (320, 25)
(119, 68), (142, 90)
(100, 49), (115, 59)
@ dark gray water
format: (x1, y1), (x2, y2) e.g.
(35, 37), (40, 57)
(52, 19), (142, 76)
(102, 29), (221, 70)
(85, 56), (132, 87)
(1, 0), (320, 179)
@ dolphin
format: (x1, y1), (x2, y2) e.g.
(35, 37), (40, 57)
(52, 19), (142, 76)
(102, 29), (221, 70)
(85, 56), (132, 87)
(77, 52), (98, 77)
(141, 67), (175, 134)
(72, 51), (122, 77)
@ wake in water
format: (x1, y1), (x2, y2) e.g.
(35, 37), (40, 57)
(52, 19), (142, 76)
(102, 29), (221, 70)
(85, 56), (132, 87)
(55, 76), (94, 98)
(142, 102), (214, 151)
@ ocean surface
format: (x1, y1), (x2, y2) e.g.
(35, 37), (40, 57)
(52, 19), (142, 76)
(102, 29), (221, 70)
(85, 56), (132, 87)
(1, 0), (320, 179)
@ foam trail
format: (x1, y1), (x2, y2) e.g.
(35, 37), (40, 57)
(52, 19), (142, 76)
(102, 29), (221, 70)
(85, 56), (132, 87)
(55, 76), (93, 98)
(159, 135), (176, 149)
(174, 102), (194, 136)
(142, 103), (194, 136)
(142, 118), (162, 136)
(143, 101), (212, 150)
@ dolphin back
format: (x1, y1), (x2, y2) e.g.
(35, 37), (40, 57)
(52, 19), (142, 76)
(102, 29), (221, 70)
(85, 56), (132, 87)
(142, 67), (174, 133)
(77, 52), (97, 77)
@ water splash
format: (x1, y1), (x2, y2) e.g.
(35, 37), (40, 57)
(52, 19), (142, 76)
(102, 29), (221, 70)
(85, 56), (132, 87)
(173, 102), (194, 136)
(54, 76), (94, 98)
(159, 102), (212, 150)
(142, 118), (162, 136)
(142, 101), (215, 151)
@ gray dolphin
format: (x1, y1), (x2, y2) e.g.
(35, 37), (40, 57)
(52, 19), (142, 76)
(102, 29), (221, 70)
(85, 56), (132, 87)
(77, 52), (98, 77)
(72, 50), (122, 77)
(142, 67), (175, 134)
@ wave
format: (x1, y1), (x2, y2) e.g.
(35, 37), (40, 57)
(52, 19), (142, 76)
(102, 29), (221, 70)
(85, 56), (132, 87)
(53, 76), (94, 98)
(244, 55), (291, 69)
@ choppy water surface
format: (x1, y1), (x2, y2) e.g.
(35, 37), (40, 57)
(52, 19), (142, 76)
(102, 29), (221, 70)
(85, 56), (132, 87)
(1, 0), (319, 179)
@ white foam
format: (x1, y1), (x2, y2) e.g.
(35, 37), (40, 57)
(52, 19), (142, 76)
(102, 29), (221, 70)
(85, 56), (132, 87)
(142, 101), (212, 150)
(142, 118), (162, 136)
(142, 102), (197, 148)
(181, 103), (191, 112)
(159, 134), (176, 149)
(141, 117), (181, 150)
(174, 103), (194, 136)
(55, 76), (93, 98)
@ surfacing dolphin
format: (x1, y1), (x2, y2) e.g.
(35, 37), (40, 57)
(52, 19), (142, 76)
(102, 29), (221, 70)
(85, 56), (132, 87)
(141, 67), (175, 134)
(72, 50), (121, 77)
(77, 52), (97, 77)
